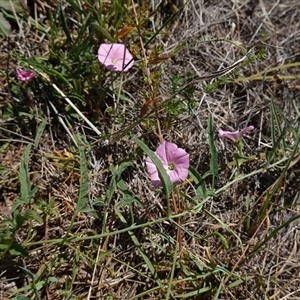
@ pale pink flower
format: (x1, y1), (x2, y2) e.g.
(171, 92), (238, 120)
(145, 141), (189, 187)
(16, 68), (36, 81)
(97, 43), (134, 71)
(218, 126), (254, 142)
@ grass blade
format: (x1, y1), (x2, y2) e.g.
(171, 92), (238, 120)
(250, 214), (300, 256)
(133, 138), (173, 198)
(115, 207), (161, 284)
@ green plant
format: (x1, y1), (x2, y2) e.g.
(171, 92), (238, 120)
(0, 0), (26, 36)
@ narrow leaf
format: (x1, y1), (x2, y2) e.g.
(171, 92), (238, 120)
(19, 266), (35, 278)
(118, 190), (142, 208)
(0, 0), (26, 13)
(11, 144), (34, 212)
(111, 161), (133, 179)
(140, 98), (153, 117)
(103, 165), (120, 206)
(8, 241), (28, 256)
(115, 207), (161, 284)
(34, 115), (47, 149)
(208, 114), (218, 181)
(35, 277), (57, 290)
(133, 138), (173, 197)
(58, 3), (71, 42)
(148, 55), (170, 65)
(204, 232), (229, 249)
(76, 147), (96, 217)
(0, 12), (10, 36)
(188, 166), (203, 185)
(250, 214), (300, 256)
(117, 26), (134, 39)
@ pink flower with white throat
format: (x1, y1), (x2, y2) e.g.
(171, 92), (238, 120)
(16, 67), (36, 81)
(145, 141), (189, 187)
(218, 125), (254, 142)
(97, 43), (134, 71)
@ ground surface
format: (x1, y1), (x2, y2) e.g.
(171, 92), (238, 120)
(1, 0), (300, 299)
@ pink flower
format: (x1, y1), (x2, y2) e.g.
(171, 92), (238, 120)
(97, 43), (134, 71)
(145, 141), (189, 187)
(218, 126), (254, 142)
(16, 68), (36, 81)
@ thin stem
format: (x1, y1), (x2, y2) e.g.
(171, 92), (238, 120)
(61, 212), (77, 244)
(130, 0), (163, 143)
(171, 190), (178, 214)
(172, 189), (183, 258)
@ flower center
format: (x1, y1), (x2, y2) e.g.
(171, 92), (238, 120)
(168, 163), (175, 171)
(111, 57), (118, 65)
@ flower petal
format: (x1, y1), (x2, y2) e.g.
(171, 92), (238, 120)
(145, 141), (189, 187)
(218, 126), (254, 142)
(145, 157), (157, 175)
(239, 125), (255, 137)
(164, 142), (180, 162)
(98, 43), (134, 72)
(145, 157), (162, 187)
(169, 168), (185, 184)
(172, 149), (189, 168)
(98, 44), (112, 62)
(16, 68), (35, 81)
(154, 141), (169, 164)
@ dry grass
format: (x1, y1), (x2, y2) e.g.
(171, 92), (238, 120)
(1, 0), (300, 299)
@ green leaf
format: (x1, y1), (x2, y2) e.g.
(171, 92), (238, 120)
(250, 214), (300, 256)
(102, 161), (134, 207)
(118, 190), (142, 208)
(228, 276), (254, 288)
(0, 11), (11, 36)
(174, 286), (212, 298)
(19, 144), (31, 200)
(58, 2), (71, 42)
(203, 231), (229, 249)
(92, 197), (105, 206)
(188, 166), (202, 185)
(133, 138), (173, 197)
(208, 114), (218, 183)
(0, 0), (26, 13)
(115, 207), (161, 284)
(24, 208), (43, 224)
(103, 166), (117, 206)
(116, 178), (128, 191)
(35, 276), (57, 290)
(271, 102), (287, 150)
(76, 146), (89, 212)
(188, 166), (207, 199)
(76, 147), (96, 217)
(9, 241), (28, 256)
(111, 161), (133, 179)
(77, 207), (97, 215)
(34, 114), (47, 149)
(14, 211), (27, 231)
(12, 144), (38, 212)
(19, 266), (35, 278)
(93, 24), (115, 42)
(204, 209), (243, 249)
